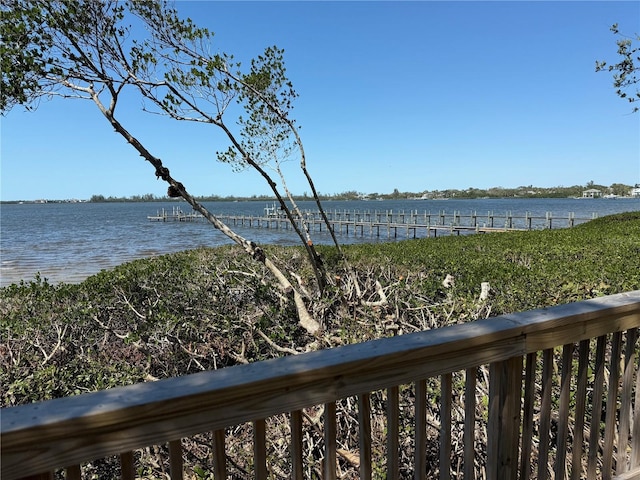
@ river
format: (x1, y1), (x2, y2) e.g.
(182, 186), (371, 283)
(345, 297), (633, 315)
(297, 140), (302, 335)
(1, 197), (638, 287)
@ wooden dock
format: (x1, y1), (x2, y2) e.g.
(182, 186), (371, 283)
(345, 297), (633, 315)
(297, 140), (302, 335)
(148, 207), (205, 223)
(148, 206), (597, 239)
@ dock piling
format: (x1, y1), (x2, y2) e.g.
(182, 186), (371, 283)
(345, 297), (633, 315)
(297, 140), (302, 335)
(148, 208), (597, 239)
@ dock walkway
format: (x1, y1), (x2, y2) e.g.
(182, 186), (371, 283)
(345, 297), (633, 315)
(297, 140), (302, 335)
(148, 206), (597, 239)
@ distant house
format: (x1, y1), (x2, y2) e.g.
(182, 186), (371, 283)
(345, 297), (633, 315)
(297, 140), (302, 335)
(582, 188), (602, 198)
(631, 187), (640, 197)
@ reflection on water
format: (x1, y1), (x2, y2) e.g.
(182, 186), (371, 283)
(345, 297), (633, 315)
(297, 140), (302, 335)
(1, 198), (638, 287)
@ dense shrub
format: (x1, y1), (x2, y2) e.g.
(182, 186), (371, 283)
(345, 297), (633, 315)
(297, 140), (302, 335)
(1, 212), (638, 477)
(2, 212), (639, 407)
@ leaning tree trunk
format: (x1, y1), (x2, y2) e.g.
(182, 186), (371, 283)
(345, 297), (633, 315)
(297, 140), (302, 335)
(88, 88), (320, 335)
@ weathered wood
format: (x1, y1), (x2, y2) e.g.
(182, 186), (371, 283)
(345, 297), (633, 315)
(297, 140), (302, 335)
(633, 359), (640, 469)
(153, 207), (595, 240)
(555, 343), (573, 479)
(2, 291), (639, 479)
(538, 348), (554, 480)
(253, 419), (267, 480)
(619, 329), (638, 474)
(588, 335), (607, 480)
(487, 356), (522, 480)
(120, 451), (135, 480)
(440, 373), (452, 480)
(168, 439), (183, 480)
(358, 393), (372, 480)
(65, 465), (81, 480)
(290, 411), (304, 480)
(386, 386), (400, 480)
(604, 332), (623, 477)
(613, 466), (640, 480)
(463, 368), (476, 480)
(212, 429), (226, 480)
(571, 340), (590, 480)
(324, 402), (337, 480)
(520, 352), (536, 480)
(415, 379), (427, 480)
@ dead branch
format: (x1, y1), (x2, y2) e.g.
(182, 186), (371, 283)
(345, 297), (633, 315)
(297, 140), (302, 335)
(256, 329), (299, 355)
(362, 280), (388, 307)
(115, 286), (147, 320)
(34, 323), (68, 366)
(93, 315), (139, 344)
(231, 340), (249, 364)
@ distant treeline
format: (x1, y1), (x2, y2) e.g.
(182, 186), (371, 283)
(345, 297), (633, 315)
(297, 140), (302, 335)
(86, 182), (638, 203)
(3, 183), (637, 204)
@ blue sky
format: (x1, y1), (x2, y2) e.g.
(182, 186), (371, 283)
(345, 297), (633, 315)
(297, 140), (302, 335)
(1, 1), (639, 201)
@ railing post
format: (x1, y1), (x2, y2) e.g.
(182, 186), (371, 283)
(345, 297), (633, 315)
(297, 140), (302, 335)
(520, 353), (537, 480)
(324, 402), (337, 480)
(464, 368), (477, 480)
(65, 465), (81, 480)
(212, 429), (226, 480)
(169, 440), (183, 480)
(120, 452), (135, 480)
(358, 393), (372, 480)
(387, 386), (400, 480)
(487, 356), (523, 480)
(440, 373), (452, 480)
(415, 379), (427, 480)
(253, 419), (267, 480)
(290, 411), (304, 480)
(603, 332), (623, 477)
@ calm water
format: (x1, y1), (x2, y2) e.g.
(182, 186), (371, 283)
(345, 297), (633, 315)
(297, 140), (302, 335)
(1, 198), (638, 287)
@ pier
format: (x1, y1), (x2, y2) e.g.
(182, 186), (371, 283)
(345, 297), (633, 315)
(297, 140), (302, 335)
(148, 206), (598, 239)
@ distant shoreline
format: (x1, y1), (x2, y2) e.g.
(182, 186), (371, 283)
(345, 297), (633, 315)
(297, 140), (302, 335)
(3, 194), (640, 205)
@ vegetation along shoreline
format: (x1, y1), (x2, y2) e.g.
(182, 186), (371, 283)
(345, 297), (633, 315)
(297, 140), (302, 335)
(2, 211), (639, 476)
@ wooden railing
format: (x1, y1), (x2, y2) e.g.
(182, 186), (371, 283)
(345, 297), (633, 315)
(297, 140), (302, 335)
(2, 290), (640, 479)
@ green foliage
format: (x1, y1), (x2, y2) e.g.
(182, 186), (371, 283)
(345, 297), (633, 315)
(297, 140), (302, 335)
(345, 211), (640, 314)
(2, 212), (638, 404)
(596, 24), (640, 112)
(1, 212), (639, 476)
(0, 1), (53, 112)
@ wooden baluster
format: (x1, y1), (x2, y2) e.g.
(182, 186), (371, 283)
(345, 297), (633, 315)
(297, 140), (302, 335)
(290, 411), (304, 480)
(415, 379), (427, 480)
(120, 451), (135, 480)
(440, 373), (452, 480)
(212, 429), (226, 480)
(633, 346), (640, 469)
(387, 386), (400, 480)
(464, 367), (477, 480)
(324, 402), (337, 480)
(253, 419), (267, 480)
(603, 332), (622, 476)
(538, 348), (554, 480)
(618, 329), (638, 475)
(520, 353), (537, 480)
(169, 439), (183, 480)
(588, 335), (607, 480)
(487, 356), (523, 480)
(65, 465), (81, 480)
(571, 340), (590, 480)
(555, 344), (574, 480)
(358, 393), (372, 480)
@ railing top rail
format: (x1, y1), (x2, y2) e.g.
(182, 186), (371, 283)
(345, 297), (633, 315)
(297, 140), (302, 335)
(2, 290), (640, 478)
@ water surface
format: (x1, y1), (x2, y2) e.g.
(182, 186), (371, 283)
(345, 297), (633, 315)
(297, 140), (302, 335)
(1, 198), (638, 287)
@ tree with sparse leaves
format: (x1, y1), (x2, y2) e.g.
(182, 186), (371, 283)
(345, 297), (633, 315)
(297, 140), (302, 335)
(0, 0), (359, 333)
(596, 24), (640, 112)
